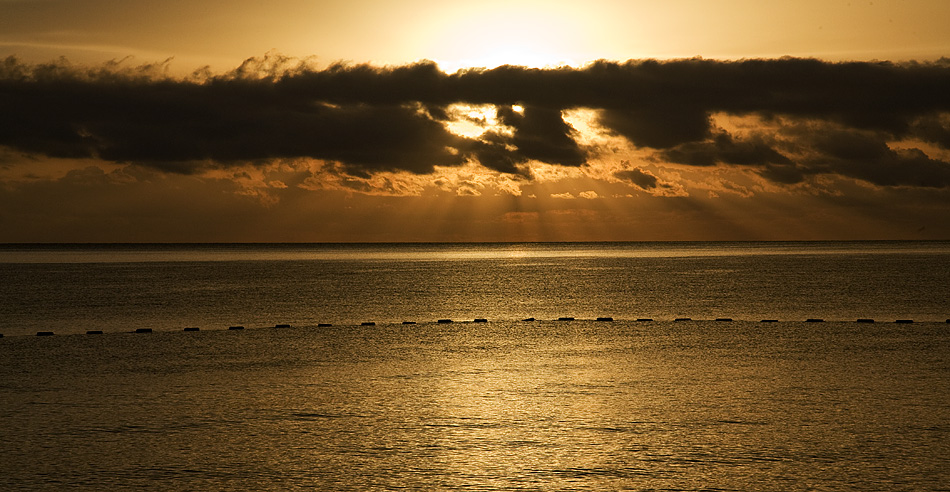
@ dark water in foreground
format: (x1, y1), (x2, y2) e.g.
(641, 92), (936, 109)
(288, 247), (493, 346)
(1, 242), (949, 490)
(3, 320), (949, 490)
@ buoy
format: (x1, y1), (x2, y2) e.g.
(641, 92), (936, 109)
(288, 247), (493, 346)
(318, 323), (332, 327)
(558, 317), (575, 321)
(805, 319), (824, 322)
(895, 319), (914, 324)
(637, 318), (653, 322)
(36, 331), (54, 336)
(275, 324), (291, 328)
(184, 327), (200, 332)
(473, 318), (488, 323)
(361, 322), (375, 326)
(596, 317), (614, 322)
(402, 321), (416, 325)
(437, 319), (453, 324)
(716, 318), (733, 322)
(760, 319), (778, 323)
(856, 319), (874, 323)
(522, 317), (536, 321)
(674, 318), (691, 322)
(86, 330), (103, 335)
(228, 326), (245, 330)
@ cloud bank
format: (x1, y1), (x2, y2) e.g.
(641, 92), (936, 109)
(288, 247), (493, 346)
(2, 55), (950, 188)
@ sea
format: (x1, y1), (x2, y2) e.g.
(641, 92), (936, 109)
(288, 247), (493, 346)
(1, 241), (949, 490)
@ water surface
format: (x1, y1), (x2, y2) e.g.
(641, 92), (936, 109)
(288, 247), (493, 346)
(0, 241), (947, 335)
(1, 242), (948, 490)
(2, 319), (949, 490)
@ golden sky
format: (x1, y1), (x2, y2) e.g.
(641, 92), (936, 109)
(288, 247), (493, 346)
(3, 0), (950, 70)
(1, 0), (950, 241)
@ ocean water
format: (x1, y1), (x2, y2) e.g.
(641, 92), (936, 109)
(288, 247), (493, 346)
(1, 241), (948, 334)
(1, 242), (949, 490)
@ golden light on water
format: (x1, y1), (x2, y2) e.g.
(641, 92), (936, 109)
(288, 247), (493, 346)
(412, 328), (637, 481)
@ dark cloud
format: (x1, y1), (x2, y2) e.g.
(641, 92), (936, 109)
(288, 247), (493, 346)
(761, 124), (950, 188)
(599, 108), (711, 149)
(913, 115), (950, 148)
(494, 105), (587, 167)
(466, 136), (524, 175)
(661, 132), (792, 167)
(614, 167), (658, 190)
(809, 128), (891, 161)
(2, 55), (950, 187)
(758, 164), (806, 185)
(0, 61), (468, 174)
(802, 128), (950, 188)
(845, 148), (950, 188)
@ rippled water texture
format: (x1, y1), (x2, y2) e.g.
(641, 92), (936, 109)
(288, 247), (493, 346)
(0, 241), (948, 335)
(1, 242), (949, 490)
(2, 320), (949, 490)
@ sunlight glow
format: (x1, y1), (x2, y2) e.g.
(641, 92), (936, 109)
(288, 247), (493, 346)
(442, 104), (518, 139)
(421, 2), (594, 70)
(442, 104), (497, 138)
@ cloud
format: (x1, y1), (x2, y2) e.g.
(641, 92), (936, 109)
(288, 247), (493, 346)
(808, 134), (950, 188)
(660, 131), (792, 167)
(913, 114), (950, 148)
(578, 190), (598, 199)
(2, 55), (950, 188)
(614, 167), (658, 190)
(494, 104), (587, 167)
(768, 123), (950, 188)
(598, 108), (711, 149)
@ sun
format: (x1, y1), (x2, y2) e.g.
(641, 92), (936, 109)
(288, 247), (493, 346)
(416, 2), (595, 71)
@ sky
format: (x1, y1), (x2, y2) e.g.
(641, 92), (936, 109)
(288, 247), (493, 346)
(2, 0), (950, 242)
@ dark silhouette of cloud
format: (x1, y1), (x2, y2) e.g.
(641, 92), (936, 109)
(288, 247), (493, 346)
(912, 114), (950, 148)
(799, 127), (950, 187)
(845, 148), (950, 188)
(661, 132), (792, 167)
(599, 108), (711, 149)
(614, 168), (658, 190)
(494, 105), (587, 167)
(765, 123), (950, 188)
(758, 164), (806, 185)
(2, 55), (950, 187)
